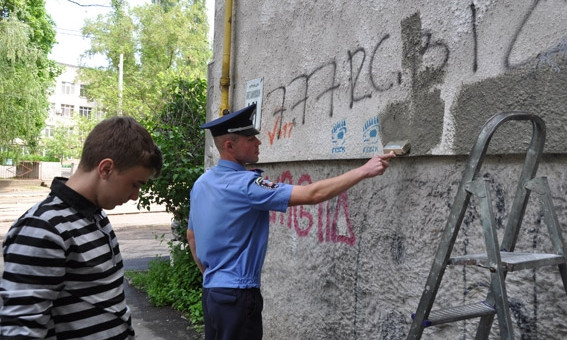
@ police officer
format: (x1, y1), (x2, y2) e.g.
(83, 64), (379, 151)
(188, 103), (395, 340)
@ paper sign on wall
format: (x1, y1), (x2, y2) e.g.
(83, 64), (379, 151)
(246, 78), (263, 131)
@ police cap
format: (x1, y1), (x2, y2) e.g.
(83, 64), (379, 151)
(201, 103), (259, 137)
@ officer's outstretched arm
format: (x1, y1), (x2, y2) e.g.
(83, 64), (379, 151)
(288, 153), (394, 206)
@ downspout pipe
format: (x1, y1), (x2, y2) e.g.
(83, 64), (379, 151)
(219, 0), (233, 116)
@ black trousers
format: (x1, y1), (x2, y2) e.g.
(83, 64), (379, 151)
(202, 287), (264, 340)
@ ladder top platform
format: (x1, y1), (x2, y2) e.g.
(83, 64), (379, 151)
(449, 252), (565, 272)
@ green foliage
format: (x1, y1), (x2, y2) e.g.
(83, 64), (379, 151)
(2, 0), (58, 53)
(133, 77), (206, 331)
(41, 126), (81, 161)
(133, 0), (210, 80)
(0, 153), (59, 165)
(139, 77), (206, 237)
(78, 2), (209, 329)
(40, 114), (100, 161)
(132, 77), (206, 332)
(126, 235), (204, 332)
(79, 0), (211, 121)
(18, 154), (59, 162)
(0, 0), (59, 153)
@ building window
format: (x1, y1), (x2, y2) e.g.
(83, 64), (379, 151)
(80, 84), (89, 98)
(79, 106), (92, 118)
(60, 104), (74, 117)
(49, 103), (56, 116)
(43, 126), (52, 138)
(61, 82), (75, 95)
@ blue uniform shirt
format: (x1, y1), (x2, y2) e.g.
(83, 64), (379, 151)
(189, 159), (293, 288)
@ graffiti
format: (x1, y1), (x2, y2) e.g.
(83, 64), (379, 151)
(348, 47), (373, 108)
(482, 173), (507, 227)
(470, 3), (479, 73)
(362, 116), (380, 154)
(389, 233), (406, 265)
(509, 299), (538, 340)
(379, 311), (408, 340)
(265, 14), (450, 134)
(267, 115), (295, 146)
(269, 170), (356, 246)
(288, 61), (340, 123)
(266, 85), (287, 144)
(536, 36), (567, 73)
(262, 1), (567, 149)
(369, 34), (399, 92)
(504, 0), (541, 70)
(331, 119), (347, 153)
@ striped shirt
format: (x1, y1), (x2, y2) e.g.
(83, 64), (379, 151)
(1, 178), (135, 339)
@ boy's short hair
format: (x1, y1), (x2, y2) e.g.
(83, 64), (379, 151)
(79, 116), (163, 177)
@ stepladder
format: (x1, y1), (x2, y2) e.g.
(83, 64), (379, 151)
(407, 112), (567, 339)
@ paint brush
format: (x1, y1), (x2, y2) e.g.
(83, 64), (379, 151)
(383, 140), (411, 156)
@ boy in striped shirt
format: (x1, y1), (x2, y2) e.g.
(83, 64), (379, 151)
(1, 116), (163, 339)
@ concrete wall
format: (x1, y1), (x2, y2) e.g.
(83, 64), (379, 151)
(0, 166), (16, 179)
(0, 162), (62, 181)
(206, 0), (567, 338)
(38, 162), (62, 181)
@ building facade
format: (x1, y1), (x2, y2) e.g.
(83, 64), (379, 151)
(43, 63), (101, 139)
(206, 1), (567, 339)
(1, 64), (98, 179)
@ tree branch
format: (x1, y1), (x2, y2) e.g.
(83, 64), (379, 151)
(65, 0), (112, 8)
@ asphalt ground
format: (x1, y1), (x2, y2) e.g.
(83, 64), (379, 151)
(0, 185), (203, 340)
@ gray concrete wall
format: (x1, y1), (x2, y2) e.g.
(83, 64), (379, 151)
(206, 0), (567, 338)
(38, 162), (62, 181)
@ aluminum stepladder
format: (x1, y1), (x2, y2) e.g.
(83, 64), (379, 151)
(407, 112), (567, 339)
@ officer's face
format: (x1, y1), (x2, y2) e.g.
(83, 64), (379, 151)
(234, 135), (262, 164)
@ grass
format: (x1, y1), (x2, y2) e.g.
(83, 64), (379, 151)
(124, 234), (204, 333)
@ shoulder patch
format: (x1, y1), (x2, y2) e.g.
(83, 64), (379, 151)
(254, 177), (279, 189)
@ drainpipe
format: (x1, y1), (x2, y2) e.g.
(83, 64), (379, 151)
(219, 0), (233, 116)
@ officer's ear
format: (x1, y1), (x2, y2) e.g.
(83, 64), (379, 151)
(224, 138), (234, 151)
(224, 135), (240, 151)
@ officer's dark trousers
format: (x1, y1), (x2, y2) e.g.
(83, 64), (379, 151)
(202, 287), (263, 340)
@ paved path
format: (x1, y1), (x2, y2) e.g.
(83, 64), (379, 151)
(0, 186), (203, 339)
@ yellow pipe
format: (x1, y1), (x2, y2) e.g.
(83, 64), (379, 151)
(219, 0), (233, 116)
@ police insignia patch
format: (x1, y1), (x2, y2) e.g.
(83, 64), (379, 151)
(255, 177), (278, 189)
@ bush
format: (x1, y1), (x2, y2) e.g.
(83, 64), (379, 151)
(126, 235), (204, 331)
(139, 77), (206, 240)
(134, 77), (206, 329)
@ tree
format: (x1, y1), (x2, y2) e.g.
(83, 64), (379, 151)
(0, 0), (59, 161)
(41, 114), (98, 161)
(81, 1), (211, 327)
(78, 0), (210, 121)
(78, 0), (210, 233)
(138, 77), (207, 241)
(42, 125), (80, 161)
(135, 77), (207, 330)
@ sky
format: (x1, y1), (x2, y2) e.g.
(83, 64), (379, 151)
(45, 0), (214, 67)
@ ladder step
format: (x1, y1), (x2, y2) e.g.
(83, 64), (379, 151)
(412, 301), (496, 327)
(449, 252), (565, 272)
